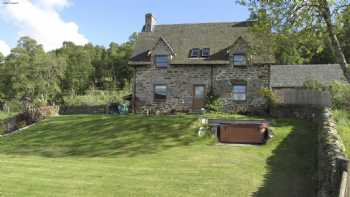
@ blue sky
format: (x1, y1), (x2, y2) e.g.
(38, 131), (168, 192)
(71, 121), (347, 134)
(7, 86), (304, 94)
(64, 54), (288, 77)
(0, 0), (250, 54)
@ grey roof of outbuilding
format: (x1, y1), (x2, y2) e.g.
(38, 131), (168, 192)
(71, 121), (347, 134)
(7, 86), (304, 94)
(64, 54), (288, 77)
(129, 21), (274, 65)
(270, 64), (347, 88)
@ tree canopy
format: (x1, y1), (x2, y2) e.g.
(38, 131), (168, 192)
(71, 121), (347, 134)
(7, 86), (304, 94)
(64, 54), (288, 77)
(238, 0), (350, 81)
(0, 34), (137, 104)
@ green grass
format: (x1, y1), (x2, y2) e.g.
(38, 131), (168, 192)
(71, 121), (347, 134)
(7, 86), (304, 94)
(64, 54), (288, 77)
(334, 110), (350, 157)
(0, 114), (318, 197)
(63, 89), (130, 106)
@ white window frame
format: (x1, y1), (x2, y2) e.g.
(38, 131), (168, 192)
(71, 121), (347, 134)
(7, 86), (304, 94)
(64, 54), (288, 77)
(233, 84), (247, 101)
(233, 54), (247, 66)
(190, 48), (201, 58)
(154, 84), (167, 102)
(154, 55), (170, 68)
(201, 48), (210, 57)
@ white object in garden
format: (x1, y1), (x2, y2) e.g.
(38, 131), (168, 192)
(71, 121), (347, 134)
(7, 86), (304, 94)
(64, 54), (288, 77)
(198, 127), (207, 137)
(199, 118), (208, 126)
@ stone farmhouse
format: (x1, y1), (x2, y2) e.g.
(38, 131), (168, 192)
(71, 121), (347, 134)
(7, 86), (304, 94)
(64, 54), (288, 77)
(129, 14), (346, 113)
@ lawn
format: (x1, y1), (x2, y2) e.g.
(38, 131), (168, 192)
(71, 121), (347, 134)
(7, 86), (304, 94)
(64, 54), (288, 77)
(0, 114), (318, 197)
(334, 110), (350, 157)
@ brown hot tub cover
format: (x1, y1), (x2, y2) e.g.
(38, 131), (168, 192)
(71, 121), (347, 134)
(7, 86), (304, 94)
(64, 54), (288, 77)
(209, 120), (270, 144)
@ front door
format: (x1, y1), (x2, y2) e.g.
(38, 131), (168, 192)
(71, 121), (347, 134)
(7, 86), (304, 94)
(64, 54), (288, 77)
(192, 85), (206, 111)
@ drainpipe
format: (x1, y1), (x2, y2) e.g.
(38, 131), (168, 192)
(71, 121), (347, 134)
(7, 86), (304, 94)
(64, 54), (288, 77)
(210, 65), (214, 93)
(268, 64), (272, 89)
(132, 66), (137, 114)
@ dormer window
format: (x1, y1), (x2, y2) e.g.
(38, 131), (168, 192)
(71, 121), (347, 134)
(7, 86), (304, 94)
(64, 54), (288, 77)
(201, 48), (210, 57)
(190, 48), (201, 58)
(154, 55), (169, 68)
(233, 54), (247, 66)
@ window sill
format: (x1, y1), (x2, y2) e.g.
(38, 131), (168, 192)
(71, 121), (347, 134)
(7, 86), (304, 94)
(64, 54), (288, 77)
(233, 100), (247, 103)
(188, 57), (210, 59)
(155, 66), (170, 69)
(153, 99), (167, 103)
(233, 64), (248, 67)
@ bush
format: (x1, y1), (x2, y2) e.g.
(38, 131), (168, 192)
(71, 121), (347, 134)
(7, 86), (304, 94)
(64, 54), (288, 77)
(329, 81), (350, 110)
(205, 90), (224, 112)
(303, 80), (327, 91)
(0, 120), (5, 135)
(4, 100), (22, 113)
(63, 89), (130, 106)
(258, 88), (280, 107)
(302, 80), (350, 110)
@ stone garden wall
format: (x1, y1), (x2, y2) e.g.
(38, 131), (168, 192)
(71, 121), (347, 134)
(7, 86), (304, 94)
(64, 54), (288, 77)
(59, 105), (106, 115)
(0, 106), (59, 135)
(0, 116), (18, 134)
(317, 108), (347, 197)
(270, 105), (348, 196)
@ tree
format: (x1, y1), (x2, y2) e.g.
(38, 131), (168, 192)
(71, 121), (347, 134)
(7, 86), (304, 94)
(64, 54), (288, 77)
(0, 52), (6, 99)
(0, 34), (136, 103)
(0, 52), (4, 63)
(105, 33), (137, 89)
(2, 37), (65, 103)
(83, 43), (106, 89)
(338, 6), (350, 62)
(238, 0), (350, 82)
(56, 42), (94, 95)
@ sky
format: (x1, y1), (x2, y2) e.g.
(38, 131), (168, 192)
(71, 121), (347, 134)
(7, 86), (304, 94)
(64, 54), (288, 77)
(0, 0), (250, 55)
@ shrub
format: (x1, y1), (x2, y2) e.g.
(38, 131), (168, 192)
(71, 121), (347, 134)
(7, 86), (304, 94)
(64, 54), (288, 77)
(4, 100), (22, 113)
(258, 88), (280, 107)
(302, 80), (350, 110)
(33, 97), (48, 108)
(63, 89), (130, 106)
(205, 90), (224, 112)
(303, 80), (326, 91)
(329, 81), (350, 110)
(0, 120), (5, 135)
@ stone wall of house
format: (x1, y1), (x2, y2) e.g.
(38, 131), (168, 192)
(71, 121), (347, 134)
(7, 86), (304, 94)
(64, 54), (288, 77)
(135, 65), (212, 113)
(214, 64), (269, 113)
(134, 64), (270, 113)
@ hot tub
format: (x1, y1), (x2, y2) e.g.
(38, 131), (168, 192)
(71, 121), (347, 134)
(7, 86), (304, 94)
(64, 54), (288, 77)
(209, 120), (270, 144)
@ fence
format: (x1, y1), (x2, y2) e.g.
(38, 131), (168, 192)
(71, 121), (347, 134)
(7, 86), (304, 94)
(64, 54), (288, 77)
(274, 89), (332, 107)
(337, 158), (350, 197)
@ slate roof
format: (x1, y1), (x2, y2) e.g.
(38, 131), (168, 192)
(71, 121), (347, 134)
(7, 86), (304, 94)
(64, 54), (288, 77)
(129, 21), (274, 65)
(270, 64), (347, 88)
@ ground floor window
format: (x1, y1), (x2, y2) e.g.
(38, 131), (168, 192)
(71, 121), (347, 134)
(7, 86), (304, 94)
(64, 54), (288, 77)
(233, 84), (247, 101)
(154, 85), (167, 101)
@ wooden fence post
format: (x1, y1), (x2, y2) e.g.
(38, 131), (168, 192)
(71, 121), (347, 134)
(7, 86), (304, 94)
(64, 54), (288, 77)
(336, 157), (350, 197)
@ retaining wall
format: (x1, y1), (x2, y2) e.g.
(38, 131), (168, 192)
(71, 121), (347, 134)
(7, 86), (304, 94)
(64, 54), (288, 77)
(59, 105), (107, 115)
(271, 105), (348, 196)
(317, 108), (348, 197)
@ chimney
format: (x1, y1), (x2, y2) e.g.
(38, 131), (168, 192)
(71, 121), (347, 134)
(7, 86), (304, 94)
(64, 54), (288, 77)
(143, 13), (157, 32)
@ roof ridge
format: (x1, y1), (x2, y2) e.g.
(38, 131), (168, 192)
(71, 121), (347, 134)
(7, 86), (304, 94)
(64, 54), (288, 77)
(155, 21), (254, 27)
(273, 64), (339, 66)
